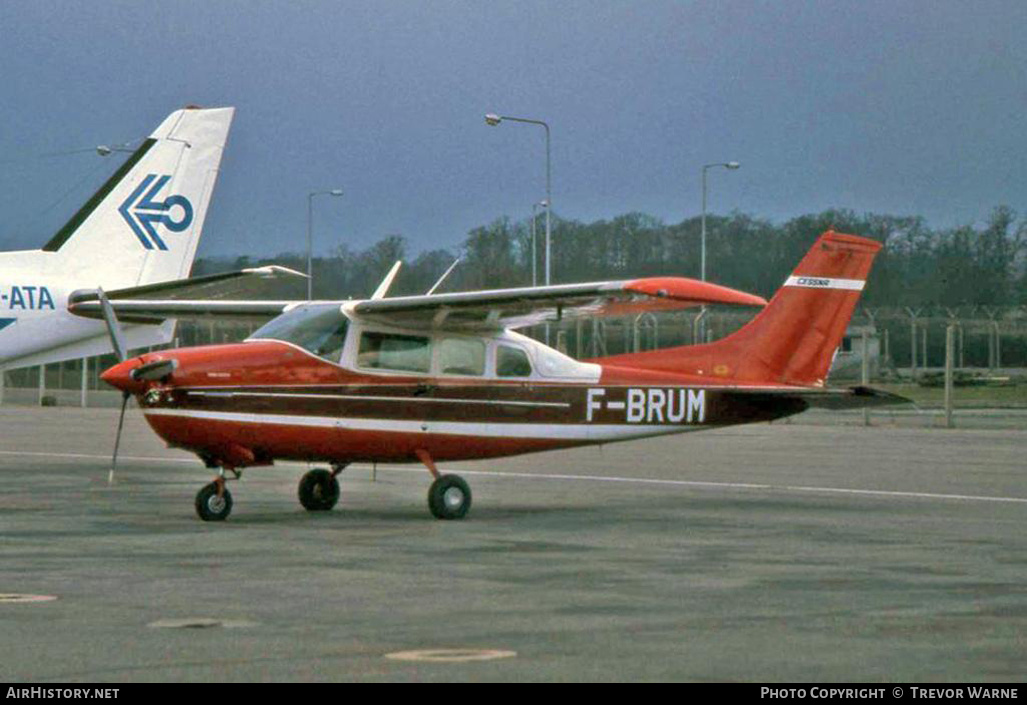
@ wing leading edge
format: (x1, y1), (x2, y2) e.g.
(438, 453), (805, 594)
(68, 266), (305, 323)
(352, 277), (767, 331)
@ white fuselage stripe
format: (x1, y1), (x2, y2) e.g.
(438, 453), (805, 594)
(143, 407), (696, 441)
(184, 391), (570, 409)
(784, 275), (865, 291)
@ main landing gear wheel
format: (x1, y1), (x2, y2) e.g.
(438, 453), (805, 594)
(428, 474), (472, 520)
(298, 469), (340, 511)
(195, 482), (233, 521)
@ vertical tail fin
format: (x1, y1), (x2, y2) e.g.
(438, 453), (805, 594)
(714, 230), (881, 385)
(41, 106), (235, 289)
(602, 231), (882, 386)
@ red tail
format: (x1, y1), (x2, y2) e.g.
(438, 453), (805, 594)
(600, 231), (882, 386)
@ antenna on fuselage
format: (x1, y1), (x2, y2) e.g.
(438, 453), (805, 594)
(370, 261), (402, 300)
(426, 258), (460, 295)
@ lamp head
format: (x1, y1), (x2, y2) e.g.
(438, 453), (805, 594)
(726, 161), (741, 170)
(484, 113), (502, 126)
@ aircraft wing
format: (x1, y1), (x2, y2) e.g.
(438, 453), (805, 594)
(68, 266), (304, 323)
(351, 277), (767, 331)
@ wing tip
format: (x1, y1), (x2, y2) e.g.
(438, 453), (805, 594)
(624, 277), (767, 307)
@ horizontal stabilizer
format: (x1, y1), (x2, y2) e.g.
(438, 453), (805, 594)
(720, 385), (911, 414)
(786, 385), (911, 410)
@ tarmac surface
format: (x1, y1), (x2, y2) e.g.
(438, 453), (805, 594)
(1, 405), (1026, 682)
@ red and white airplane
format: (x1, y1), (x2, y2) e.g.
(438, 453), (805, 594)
(81, 230), (902, 521)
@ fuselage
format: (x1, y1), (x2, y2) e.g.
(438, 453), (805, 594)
(102, 304), (807, 468)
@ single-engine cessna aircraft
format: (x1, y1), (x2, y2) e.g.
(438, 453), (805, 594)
(87, 230), (903, 521)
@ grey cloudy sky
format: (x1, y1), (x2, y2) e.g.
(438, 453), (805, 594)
(1, 0), (1024, 258)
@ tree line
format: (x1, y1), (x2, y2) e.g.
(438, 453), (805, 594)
(194, 206), (1027, 307)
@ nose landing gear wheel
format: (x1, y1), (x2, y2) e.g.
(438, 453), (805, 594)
(298, 469), (340, 511)
(428, 474), (471, 520)
(195, 482), (233, 521)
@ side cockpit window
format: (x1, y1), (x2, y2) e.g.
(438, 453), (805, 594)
(438, 338), (486, 376)
(308, 318), (349, 360)
(358, 332), (431, 373)
(496, 345), (532, 378)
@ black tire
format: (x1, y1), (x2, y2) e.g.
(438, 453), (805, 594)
(428, 474), (472, 520)
(195, 482), (233, 521)
(298, 469), (340, 511)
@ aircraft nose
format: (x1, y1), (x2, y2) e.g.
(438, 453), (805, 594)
(102, 356), (180, 393)
(101, 359), (144, 394)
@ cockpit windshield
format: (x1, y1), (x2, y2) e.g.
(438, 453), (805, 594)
(248, 304), (350, 361)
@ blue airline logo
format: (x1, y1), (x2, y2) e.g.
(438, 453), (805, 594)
(118, 174), (193, 250)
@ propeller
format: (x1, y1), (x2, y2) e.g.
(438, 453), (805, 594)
(96, 287), (130, 485)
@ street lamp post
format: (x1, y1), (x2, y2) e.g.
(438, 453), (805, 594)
(307, 189), (344, 300)
(485, 113), (552, 287)
(530, 199), (548, 287)
(486, 113), (552, 343)
(700, 162), (740, 284)
(699, 162), (740, 342)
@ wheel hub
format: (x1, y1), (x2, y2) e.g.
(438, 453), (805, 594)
(443, 486), (465, 510)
